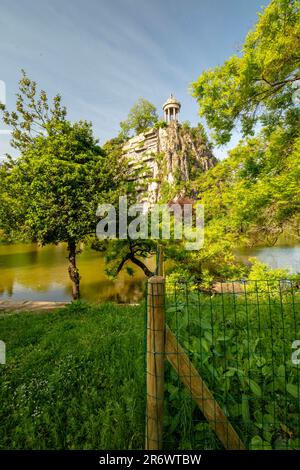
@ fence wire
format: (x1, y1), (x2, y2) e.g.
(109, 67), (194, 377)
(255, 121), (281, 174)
(147, 278), (300, 450)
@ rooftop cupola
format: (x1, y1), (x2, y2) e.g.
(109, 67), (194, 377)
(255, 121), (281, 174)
(162, 93), (181, 123)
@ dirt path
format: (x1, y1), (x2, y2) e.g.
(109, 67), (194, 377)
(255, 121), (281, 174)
(0, 300), (70, 313)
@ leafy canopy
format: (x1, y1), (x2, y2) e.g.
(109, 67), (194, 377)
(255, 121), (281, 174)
(1, 123), (123, 245)
(0, 72), (128, 298)
(120, 98), (158, 138)
(0, 72), (125, 245)
(187, 123), (300, 279)
(191, 0), (300, 144)
(0, 70), (67, 153)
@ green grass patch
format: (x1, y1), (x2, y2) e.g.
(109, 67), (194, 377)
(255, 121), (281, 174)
(1, 288), (299, 450)
(0, 301), (146, 450)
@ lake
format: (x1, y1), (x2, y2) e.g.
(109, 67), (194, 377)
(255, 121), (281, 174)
(0, 243), (299, 303)
(0, 243), (153, 303)
(238, 245), (300, 274)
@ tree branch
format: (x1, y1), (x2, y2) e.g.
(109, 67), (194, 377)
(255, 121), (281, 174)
(128, 254), (154, 277)
(116, 250), (154, 278)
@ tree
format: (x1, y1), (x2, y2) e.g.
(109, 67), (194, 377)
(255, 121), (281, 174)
(103, 239), (156, 278)
(0, 70), (67, 154)
(120, 98), (158, 138)
(191, 0), (300, 145)
(185, 121), (300, 280)
(0, 73), (127, 299)
(184, 0), (300, 281)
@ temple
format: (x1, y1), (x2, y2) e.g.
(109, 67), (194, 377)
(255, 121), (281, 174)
(123, 94), (216, 204)
(163, 94), (181, 122)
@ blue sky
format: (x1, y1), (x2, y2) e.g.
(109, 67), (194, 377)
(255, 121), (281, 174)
(0, 0), (269, 161)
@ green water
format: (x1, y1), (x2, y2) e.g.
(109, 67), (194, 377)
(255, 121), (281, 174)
(0, 243), (299, 303)
(0, 243), (152, 303)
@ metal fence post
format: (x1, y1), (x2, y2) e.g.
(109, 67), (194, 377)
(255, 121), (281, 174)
(146, 275), (165, 450)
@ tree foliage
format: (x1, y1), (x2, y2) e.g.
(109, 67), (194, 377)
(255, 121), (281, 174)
(191, 0), (300, 144)
(120, 98), (158, 138)
(173, 0), (300, 281)
(187, 123), (300, 279)
(0, 70), (67, 153)
(0, 73), (127, 299)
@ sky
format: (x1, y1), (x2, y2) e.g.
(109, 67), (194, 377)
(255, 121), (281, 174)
(0, 0), (270, 161)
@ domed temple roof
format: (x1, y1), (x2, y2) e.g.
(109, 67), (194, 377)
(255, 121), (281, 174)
(162, 93), (181, 110)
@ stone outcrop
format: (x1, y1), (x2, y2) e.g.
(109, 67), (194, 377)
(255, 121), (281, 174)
(123, 120), (217, 204)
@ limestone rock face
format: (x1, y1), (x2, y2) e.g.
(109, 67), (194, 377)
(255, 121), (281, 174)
(123, 121), (216, 204)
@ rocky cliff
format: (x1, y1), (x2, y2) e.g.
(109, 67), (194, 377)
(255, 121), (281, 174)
(123, 120), (216, 204)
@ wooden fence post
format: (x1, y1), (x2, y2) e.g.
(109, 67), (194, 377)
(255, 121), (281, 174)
(146, 275), (165, 450)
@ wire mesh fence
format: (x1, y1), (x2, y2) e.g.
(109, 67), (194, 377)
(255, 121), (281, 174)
(146, 278), (300, 450)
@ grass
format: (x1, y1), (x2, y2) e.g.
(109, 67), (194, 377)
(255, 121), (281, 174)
(0, 301), (146, 450)
(0, 284), (299, 450)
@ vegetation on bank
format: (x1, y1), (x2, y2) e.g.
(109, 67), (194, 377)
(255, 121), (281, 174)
(189, 124), (300, 280)
(0, 72), (131, 299)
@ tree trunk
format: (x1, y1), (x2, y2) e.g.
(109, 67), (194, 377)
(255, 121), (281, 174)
(67, 240), (80, 300)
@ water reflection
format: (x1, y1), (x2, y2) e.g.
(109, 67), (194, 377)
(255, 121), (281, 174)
(0, 243), (151, 303)
(237, 245), (300, 274)
(1, 243), (298, 303)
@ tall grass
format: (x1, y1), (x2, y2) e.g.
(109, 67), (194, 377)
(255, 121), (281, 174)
(0, 302), (145, 449)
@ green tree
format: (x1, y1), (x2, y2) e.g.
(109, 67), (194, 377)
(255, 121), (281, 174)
(0, 70), (67, 153)
(178, 0), (300, 281)
(120, 98), (158, 138)
(191, 0), (300, 145)
(185, 122), (300, 280)
(0, 73), (127, 299)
